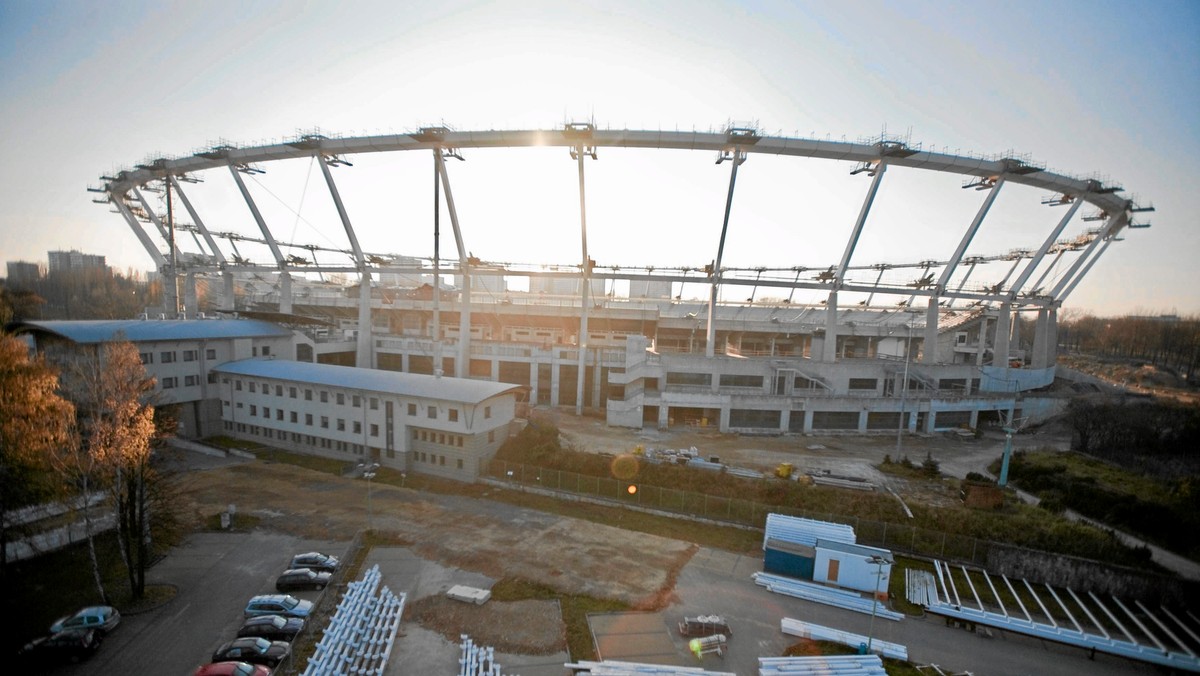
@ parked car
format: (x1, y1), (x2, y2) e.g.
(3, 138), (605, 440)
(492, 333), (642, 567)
(193, 661), (272, 676)
(18, 628), (102, 663)
(237, 614), (305, 642)
(275, 567), (332, 592)
(290, 551), (339, 573)
(244, 594), (314, 619)
(49, 605), (121, 634)
(211, 637), (290, 668)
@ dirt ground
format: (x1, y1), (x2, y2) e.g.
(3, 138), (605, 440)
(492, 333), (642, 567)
(169, 415), (1074, 657)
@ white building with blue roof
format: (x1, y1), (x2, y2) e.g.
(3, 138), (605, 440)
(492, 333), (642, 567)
(9, 319), (295, 438)
(213, 359), (519, 480)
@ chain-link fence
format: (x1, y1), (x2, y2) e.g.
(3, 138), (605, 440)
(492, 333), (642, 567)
(488, 459), (1060, 569)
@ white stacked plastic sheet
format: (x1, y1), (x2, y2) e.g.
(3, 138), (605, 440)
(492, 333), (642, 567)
(447, 585), (492, 605)
(763, 514), (856, 550)
(758, 655), (887, 675)
(780, 618), (908, 661)
(301, 564), (406, 676)
(565, 661), (736, 675)
(753, 572), (904, 622)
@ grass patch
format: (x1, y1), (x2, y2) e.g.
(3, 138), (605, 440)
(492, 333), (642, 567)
(491, 577), (628, 661)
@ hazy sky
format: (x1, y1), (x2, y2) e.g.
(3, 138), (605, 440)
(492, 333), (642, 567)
(1, 0), (1197, 315)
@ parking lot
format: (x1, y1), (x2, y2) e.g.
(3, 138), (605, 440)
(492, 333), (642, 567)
(39, 531), (345, 676)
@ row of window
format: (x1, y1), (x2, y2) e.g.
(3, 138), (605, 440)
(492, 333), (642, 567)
(223, 421), (395, 458)
(226, 378), (491, 422)
(141, 348), (217, 365)
(415, 451), (463, 470)
(225, 402), (385, 437)
(162, 373), (216, 389)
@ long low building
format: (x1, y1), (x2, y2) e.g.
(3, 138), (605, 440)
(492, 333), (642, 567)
(212, 359), (518, 480)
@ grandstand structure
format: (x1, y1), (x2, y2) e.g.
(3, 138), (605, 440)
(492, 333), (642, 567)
(91, 124), (1152, 434)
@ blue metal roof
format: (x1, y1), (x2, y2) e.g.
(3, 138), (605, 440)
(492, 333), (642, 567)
(9, 319), (293, 343)
(214, 359), (519, 405)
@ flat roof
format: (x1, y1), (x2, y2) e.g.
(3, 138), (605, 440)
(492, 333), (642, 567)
(814, 538), (894, 562)
(7, 319), (292, 344)
(214, 358), (520, 405)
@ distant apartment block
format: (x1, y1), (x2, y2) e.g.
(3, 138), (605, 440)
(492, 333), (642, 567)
(48, 250), (108, 274)
(5, 261), (42, 285)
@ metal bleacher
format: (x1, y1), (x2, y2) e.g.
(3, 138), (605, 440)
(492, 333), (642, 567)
(301, 564), (406, 676)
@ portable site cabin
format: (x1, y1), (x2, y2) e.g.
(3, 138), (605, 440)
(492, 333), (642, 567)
(813, 539), (893, 600)
(762, 514), (857, 582)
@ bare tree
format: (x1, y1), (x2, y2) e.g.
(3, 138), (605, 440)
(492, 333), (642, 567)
(58, 335), (157, 601)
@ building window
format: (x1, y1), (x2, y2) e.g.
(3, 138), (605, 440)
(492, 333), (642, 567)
(353, 421), (362, 434)
(290, 411), (298, 423)
(439, 455), (446, 466)
(262, 345), (271, 356)
(262, 383), (269, 393)
(250, 405), (257, 416)
(849, 378), (879, 391)
(160, 351), (175, 363)
(488, 430), (495, 443)
(249, 382), (256, 393)
(275, 385), (283, 396)
(412, 429), (419, 440)
(162, 377), (177, 389)
(305, 413), (313, 426)
(182, 350), (198, 362)
(370, 424), (379, 437)
(352, 395), (361, 407)
(206, 348), (216, 359)
(386, 448), (394, 459)
(484, 406), (492, 419)
(337, 419), (346, 432)
(139, 352), (153, 365)
(305, 389), (313, 401)
(408, 403), (416, 416)
(289, 387), (297, 398)
(320, 391), (329, 403)
(262, 407), (270, 418)
(449, 409), (459, 422)
(370, 397), (379, 410)
(252, 347), (258, 357)
(427, 406), (436, 419)
(236, 402), (244, 409)
(276, 409), (283, 421)
(457, 458), (464, 470)
(207, 373), (217, 384)
(184, 375), (199, 386)
(222, 400), (229, 408)
(320, 416), (329, 429)
(236, 380), (242, 391)
(337, 393), (345, 405)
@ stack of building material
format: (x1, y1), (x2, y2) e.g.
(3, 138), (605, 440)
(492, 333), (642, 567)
(447, 585), (492, 605)
(753, 572), (903, 621)
(780, 618), (908, 661)
(458, 635), (505, 676)
(758, 655), (886, 675)
(564, 661), (735, 675)
(763, 514), (856, 549)
(301, 564), (405, 676)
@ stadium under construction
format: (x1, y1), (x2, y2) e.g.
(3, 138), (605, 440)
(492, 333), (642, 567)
(91, 124), (1152, 436)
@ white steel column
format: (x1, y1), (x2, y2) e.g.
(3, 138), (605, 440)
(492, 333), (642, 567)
(927, 178), (1005, 359)
(227, 162), (292, 314)
(1031, 309), (1051, 368)
(1058, 237), (1115, 303)
(318, 153), (373, 368)
(825, 162), (886, 362)
(434, 150), (471, 379)
(993, 303), (1012, 367)
(572, 143), (594, 413)
(109, 192), (167, 270)
(132, 186), (173, 244)
(706, 149), (745, 358)
(1008, 198), (1084, 300)
(1050, 211), (1123, 300)
(168, 175), (236, 311)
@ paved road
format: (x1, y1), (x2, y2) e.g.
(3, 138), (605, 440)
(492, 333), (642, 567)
(43, 531), (345, 676)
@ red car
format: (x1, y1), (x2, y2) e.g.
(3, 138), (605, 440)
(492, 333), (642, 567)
(193, 661), (271, 676)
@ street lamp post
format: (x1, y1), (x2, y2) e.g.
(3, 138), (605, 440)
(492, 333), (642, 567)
(865, 554), (888, 655)
(357, 462), (379, 532)
(895, 322), (913, 457)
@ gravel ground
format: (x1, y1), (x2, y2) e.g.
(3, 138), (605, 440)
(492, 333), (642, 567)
(406, 597), (566, 654)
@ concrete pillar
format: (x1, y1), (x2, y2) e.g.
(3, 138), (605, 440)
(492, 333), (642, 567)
(922, 298), (939, 364)
(658, 404), (670, 430)
(183, 271), (198, 318)
(857, 410), (868, 433)
(356, 273), (373, 368)
(592, 358), (603, 408)
(803, 409), (814, 434)
(1031, 308), (1051, 369)
(550, 363), (561, 407)
(780, 409), (791, 433)
(279, 271), (293, 315)
(163, 268), (179, 317)
(222, 271), (236, 311)
(993, 304), (1011, 366)
(975, 316), (989, 366)
(822, 291), (839, 362)
(528, 362), (538, 405)
(1046, 307), (1059, 366)
(401, 353), (409, 372)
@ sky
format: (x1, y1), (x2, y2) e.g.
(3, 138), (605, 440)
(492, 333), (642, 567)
(1, 0), (1197, 316)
